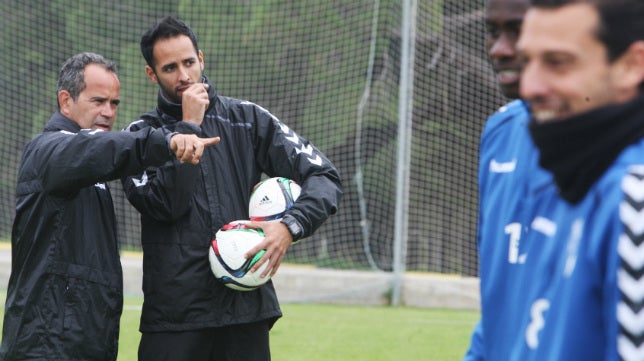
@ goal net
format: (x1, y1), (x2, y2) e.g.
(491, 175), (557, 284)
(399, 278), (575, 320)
(0, 0), (505, 278)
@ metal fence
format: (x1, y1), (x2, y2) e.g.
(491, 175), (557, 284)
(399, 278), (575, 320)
(0, 0), (505, 289)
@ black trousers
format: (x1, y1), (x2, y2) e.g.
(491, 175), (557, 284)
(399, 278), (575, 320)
(138, 320), (271, 361)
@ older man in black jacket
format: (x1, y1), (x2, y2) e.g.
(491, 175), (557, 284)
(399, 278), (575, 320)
(0, 52), (218, 361)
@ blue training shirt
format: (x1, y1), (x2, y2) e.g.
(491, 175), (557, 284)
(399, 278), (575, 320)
(465, 100), (644, 360)
(464, 100), (547, 360)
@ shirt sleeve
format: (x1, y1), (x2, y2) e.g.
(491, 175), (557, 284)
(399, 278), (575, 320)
(462, 321), (485, 361)
(247, 101), (343, 239)
(24, 126), (172, 196)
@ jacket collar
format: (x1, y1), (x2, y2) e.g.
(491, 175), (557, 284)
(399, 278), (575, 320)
(157, 75), (216, 121)
(43, 111), (81, 133)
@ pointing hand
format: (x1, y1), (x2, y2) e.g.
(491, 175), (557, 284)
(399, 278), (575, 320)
(170, 134), (220, 164)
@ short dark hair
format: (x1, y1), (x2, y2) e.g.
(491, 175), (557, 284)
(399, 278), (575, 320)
(530, 0), (644, 61)
(57, 52), (117, 103)
(140, 16), (200, 68)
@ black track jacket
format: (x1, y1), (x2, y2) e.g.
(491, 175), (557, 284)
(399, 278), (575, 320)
(122, 77), (342, 332)
(0, 113), (175, 361)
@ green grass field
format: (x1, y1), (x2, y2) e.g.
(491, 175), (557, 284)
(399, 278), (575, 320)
(119, 297), (477, 361)
(1, 296), (478, 361)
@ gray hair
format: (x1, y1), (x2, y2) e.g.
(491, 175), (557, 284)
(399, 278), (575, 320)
(56, 52), (117, 103)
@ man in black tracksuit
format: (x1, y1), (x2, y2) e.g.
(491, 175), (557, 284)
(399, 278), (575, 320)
(122, 16), (342, 361)
(0, 52), (218, 361)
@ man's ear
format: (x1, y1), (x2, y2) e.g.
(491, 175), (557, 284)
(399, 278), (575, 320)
(145, 65), (158, 84)
(58, 90), (72, 116)
(198, 50), (204, 72)
(615, 40), (644, 94)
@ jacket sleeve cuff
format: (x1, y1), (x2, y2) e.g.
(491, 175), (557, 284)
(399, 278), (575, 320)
(165, 131), (179, 157)
(175, 121), (202, 134)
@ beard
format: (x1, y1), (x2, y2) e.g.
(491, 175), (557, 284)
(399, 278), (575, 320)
(158, 81), (183, 104)
(155, 71), (204, 105)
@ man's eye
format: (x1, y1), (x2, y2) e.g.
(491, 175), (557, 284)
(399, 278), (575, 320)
(486, 25), (500, 38)
(544, 56), (572, 69)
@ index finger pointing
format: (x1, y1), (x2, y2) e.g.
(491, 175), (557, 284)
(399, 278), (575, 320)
(202, 136), (221, 147)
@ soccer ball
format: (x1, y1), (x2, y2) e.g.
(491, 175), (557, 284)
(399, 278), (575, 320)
(209, 221), (270, 291)
(248, 177), (301, 221)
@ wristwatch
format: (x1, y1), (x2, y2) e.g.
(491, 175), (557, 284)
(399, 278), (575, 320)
(280, 214), (303, 242)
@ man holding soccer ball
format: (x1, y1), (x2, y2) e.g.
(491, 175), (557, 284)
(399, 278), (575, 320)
(122, 16), (342, 361)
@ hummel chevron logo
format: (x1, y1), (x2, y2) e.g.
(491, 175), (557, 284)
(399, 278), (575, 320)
(620, 203), (644, 235)
(622, 175), (644, 203)
(281, 123), (300, 144)
(133, 171), (149, 188)
(279, 123), (323, 166)
(618, 167), (644, 361)
(617, 336), (644, 361)
(618, 302), (644, 336)
(618, 269), (644, 301)
(619, 235), (644, 270)
(279, 123), (299, 143)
